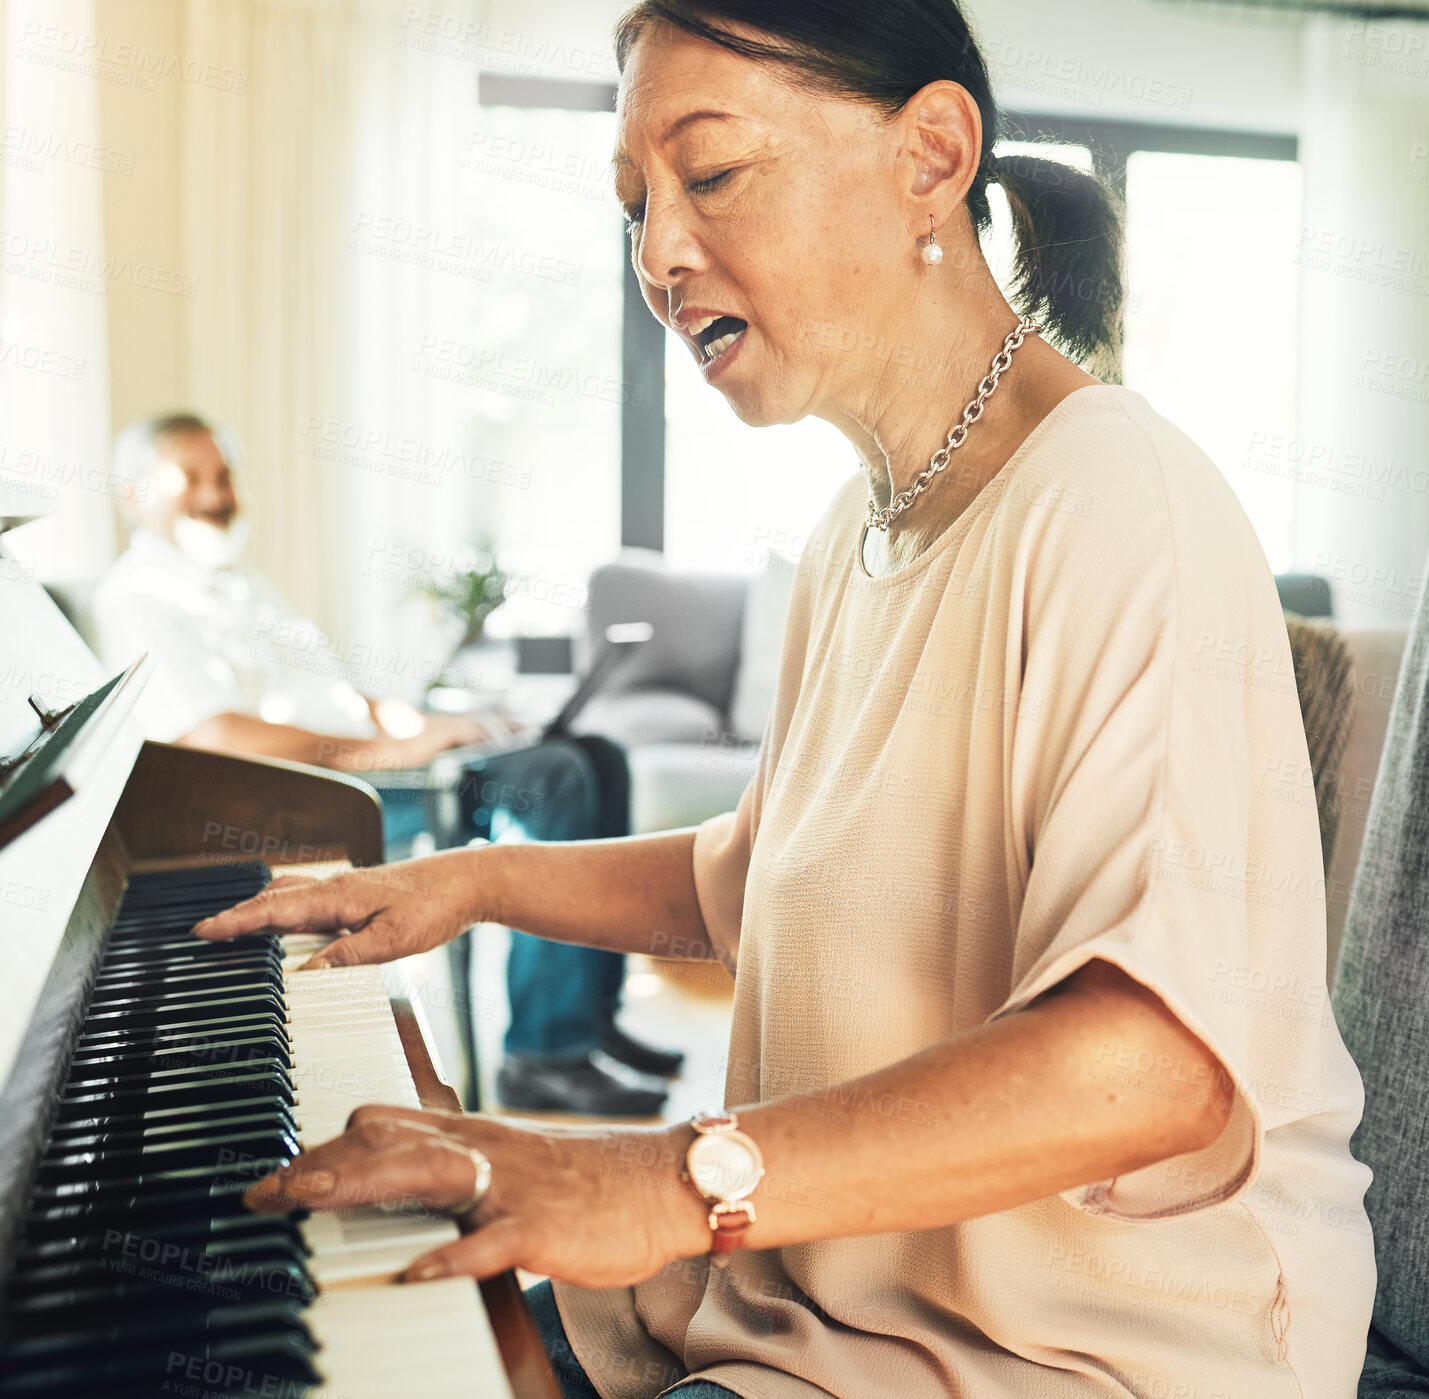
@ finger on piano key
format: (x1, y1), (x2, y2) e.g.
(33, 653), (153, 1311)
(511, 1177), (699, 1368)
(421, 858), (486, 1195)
(191, 879), (356, 942)
(242, 1117), (477, 1220)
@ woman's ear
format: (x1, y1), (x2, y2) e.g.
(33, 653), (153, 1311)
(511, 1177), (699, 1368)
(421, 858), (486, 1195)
(902, 79), (983, 236)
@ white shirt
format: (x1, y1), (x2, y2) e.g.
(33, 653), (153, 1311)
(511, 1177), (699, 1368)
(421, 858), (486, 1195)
(92, 528), (376, 743)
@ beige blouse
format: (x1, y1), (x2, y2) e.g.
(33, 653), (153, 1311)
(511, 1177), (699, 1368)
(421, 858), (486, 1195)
(553, 384), (1377, 1398)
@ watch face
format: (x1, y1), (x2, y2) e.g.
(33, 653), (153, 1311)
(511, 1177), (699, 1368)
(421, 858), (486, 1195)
(688, 1130), (763, 1200)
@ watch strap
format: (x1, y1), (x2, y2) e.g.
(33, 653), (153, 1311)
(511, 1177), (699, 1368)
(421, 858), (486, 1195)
(708, 1200), (756, 1254)
(691, 1111), (737, 1134)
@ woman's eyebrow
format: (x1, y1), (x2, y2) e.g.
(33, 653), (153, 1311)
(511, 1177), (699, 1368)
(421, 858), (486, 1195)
(611, 109), (742, 174)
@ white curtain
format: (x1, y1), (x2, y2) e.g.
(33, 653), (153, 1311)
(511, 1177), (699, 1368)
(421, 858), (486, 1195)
(177, 0), (482, 692)
(2, 0), (485, 697)
(0, 0), (116, 575)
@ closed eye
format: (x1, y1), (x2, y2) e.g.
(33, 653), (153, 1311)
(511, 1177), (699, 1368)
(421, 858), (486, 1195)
(622, 169), (735, 232)
(689, 169), (732, 197)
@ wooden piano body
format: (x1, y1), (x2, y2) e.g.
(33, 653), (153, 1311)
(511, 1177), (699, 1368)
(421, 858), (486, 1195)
(0, 563), (559, 1397)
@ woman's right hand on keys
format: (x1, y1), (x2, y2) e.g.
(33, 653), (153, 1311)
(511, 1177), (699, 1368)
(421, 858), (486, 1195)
(191, 849), (490, 969)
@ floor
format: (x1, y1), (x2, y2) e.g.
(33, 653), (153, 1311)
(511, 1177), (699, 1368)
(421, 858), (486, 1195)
(470, 925), (736, 1126)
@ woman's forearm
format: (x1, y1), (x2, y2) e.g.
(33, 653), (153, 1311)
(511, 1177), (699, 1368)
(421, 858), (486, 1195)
(648, 958), (1235, 1257)
(477, 828), (720, 963)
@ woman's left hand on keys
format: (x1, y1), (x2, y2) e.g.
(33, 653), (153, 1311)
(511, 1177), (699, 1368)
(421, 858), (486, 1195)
(242, 1105), (710, 1288)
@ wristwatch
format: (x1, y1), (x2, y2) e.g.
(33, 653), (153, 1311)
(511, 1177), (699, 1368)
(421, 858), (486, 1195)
(682, 1112), (765, 1262)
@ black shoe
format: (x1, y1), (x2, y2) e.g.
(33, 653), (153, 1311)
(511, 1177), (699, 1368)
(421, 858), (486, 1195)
(496, 1050), (668, 1117)
(599, 1023), (686, 1079)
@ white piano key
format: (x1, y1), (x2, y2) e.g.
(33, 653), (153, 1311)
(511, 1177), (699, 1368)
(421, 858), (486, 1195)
(277, 944), (482, 1274)
(272, 935), (515, 1397)
(304, 1278), (514, 1399)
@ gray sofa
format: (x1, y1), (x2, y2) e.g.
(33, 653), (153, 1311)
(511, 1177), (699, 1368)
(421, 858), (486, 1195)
(571, 549), (794, 833)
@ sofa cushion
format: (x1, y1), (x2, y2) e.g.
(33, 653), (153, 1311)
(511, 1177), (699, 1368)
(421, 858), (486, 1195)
(586, 555), (748, 716)
(627, 739), (759, 834)
(1325, 625), (1412, 983)
(573, 688), (724, 748)
(1358, 1326), (1429, 1394)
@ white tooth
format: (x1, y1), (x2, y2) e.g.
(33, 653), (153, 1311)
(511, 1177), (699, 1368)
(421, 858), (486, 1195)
(688, 315), (718, 336)
(704, 328), (744, 361)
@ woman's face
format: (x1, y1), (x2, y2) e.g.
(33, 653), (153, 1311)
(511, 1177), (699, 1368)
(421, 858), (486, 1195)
(614, 21), (939, 429)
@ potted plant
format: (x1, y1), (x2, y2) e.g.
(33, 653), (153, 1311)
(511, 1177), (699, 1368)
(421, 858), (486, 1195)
(416, 538), (508, 661)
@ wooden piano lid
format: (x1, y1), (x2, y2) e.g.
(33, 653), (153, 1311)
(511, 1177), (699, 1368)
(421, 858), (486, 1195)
(392, 999), (562, 1399)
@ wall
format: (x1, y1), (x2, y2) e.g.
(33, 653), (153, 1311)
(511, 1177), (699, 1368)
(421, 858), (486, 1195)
(476, 0), (1305, 131)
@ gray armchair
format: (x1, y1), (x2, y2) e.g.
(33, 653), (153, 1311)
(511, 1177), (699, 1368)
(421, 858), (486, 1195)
(1332, 559), (1429, 1396)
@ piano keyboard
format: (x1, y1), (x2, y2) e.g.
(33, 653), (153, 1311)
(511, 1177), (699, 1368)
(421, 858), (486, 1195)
(0, 863), (513, 1398)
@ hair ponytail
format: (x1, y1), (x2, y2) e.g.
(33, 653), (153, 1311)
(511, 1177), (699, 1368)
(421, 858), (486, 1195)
(992, 152), (1125, 374)
(615, 0), (1126, 371)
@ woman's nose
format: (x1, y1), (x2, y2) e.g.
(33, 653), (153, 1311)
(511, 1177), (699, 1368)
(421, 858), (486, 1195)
(632, 199), (703, 291)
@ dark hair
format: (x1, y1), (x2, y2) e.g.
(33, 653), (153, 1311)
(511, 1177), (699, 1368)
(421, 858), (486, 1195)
(150, 412), (217, 441)
(614, 0), (1124, 368)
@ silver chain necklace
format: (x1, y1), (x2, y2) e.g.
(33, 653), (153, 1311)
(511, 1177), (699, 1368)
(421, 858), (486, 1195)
(865, 317), (1042, 533)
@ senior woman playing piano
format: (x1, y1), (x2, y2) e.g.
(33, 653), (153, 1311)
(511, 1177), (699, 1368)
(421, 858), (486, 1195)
(195, 1), (1377, 1395)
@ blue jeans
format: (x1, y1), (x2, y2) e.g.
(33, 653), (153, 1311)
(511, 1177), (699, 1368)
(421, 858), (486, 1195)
(525, 1279), (739, 1399)
(459, 734), (629, 1057)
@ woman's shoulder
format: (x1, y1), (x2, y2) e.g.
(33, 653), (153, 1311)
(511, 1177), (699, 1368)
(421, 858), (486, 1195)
(1006, 385), (1269, 583)
(1007, 385), (1289, 672)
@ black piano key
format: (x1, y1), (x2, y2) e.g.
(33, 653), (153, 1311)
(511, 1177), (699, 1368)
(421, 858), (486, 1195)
(99, 935), (278, 960)
(67, 1030), (291, 1075)
(56, 1061), (290, 1100)
(32, 1152), (292, 1207)
(50, 1093), (298, 1140)
(78, 990), (289, 1036)
(46, 1106), (299, 1158)
(39, 1126), (299, 1185)
(7, 1238), (316, 1323)
(13, 1213), (304, 1273)
(86, 973), (283, 1008)
(75, 1009), (290, 1054)
(0, 1301), (319, 1393)
(93, 950), (280, 983)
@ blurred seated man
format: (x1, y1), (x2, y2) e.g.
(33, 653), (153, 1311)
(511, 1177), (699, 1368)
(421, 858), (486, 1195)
(93, 411), (682, 1115)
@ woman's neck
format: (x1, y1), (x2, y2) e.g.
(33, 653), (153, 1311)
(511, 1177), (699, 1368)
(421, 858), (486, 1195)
(819, 258), (1101, 577)
(845, 341), (1103, 577)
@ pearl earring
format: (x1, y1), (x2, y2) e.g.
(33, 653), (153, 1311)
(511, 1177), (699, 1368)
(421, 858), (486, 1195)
(920, 216), (943, 266)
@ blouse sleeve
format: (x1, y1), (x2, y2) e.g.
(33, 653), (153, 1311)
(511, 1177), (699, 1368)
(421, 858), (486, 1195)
(691, 773), (759, 974)
(988, 427), (1312, 1222)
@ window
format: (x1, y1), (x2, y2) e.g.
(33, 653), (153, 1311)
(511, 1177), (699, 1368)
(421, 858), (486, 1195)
(477, 79), (1304, 583)
(466, 104), (625, 632)
(663, 334), (853, 574)
(1122, 152), (1303, 572)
